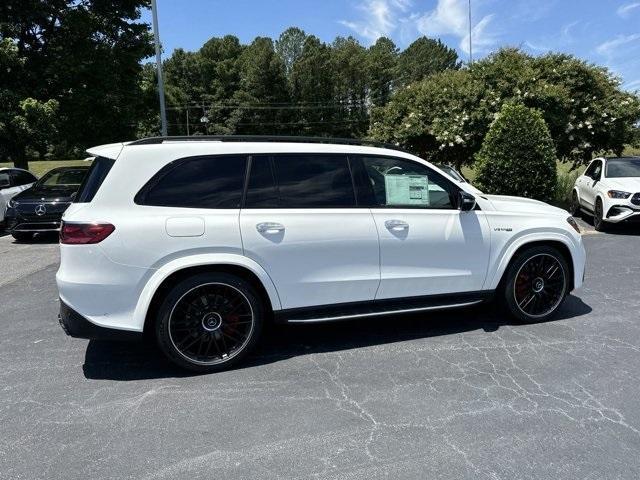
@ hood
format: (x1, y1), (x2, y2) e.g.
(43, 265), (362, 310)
(13, 184), (78, 203)
(603, 177), (640, 192)
(483, 194), (568, 217)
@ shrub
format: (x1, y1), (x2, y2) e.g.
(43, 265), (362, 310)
(475, 103), (557, 202)
(554, 168), (581, 210)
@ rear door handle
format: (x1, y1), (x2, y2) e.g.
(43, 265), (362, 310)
(385, 219), (409, 231)
(256, 222), (285, 234)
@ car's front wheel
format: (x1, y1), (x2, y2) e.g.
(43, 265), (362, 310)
(502, 246), (569, 323)
(593, 198), (607, 232)
(155, 272), (264, 372)
(569, 191), (581, 217)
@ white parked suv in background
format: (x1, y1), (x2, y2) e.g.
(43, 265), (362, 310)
(0, 168), (37, 227)
(571, 156), (640, 231)
(57, 136), (586, 372)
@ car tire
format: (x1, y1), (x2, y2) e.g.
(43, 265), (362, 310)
(569, 191), (581, 217)
(593, 198), (607, 232)
(501, 245), (569, 323)
(11, 232), (33, 242)
(155, 272), (264, 373)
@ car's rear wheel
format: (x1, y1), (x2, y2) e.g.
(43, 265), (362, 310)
(11, 232), (33, 242)
(155, 272), (264, 372)
(502, 246), (569, 323)
(593, 198), (607, 232)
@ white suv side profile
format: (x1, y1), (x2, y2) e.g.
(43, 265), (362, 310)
(57, 137), (586, 372)
(571, 156), (640, 231)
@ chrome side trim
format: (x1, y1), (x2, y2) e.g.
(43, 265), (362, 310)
(286, 300), (483, 324)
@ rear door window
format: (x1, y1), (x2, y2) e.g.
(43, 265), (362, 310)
(137, 155), (247, 209)
(270, 154), (356, 208)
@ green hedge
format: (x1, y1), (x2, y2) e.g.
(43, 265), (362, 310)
(475, 103), (557, 203)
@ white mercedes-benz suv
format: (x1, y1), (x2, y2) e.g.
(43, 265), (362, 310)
(571, 156), (640, 231)
(57, 137), (586, 372)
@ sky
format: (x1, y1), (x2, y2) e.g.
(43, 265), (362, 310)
(141, 0), (640, 90)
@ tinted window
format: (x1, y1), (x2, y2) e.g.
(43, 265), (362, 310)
(584, 160), (602, 180)
(272, 154), (356, 208)
(357, 156), (457, 209)
(13, 170), (37, 186)
(76, 157), (114, 203)
(605, 158), (640, 178)
(245, 156), (279, 208)
(0, 172), (10, 188)
(139, 155), (247, 209)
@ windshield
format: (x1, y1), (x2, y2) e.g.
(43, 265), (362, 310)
(605, 158), (640, 178)
(36, 168), (87, 187)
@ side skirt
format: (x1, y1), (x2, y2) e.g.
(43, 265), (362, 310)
(274, 291), (493, 324)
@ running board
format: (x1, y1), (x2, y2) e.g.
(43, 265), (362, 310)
(275, 291), (491, 325)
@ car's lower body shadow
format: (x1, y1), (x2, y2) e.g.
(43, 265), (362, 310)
(82, 294), (591, 381)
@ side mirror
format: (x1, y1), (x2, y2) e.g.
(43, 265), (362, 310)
(458, 191), (476, 212)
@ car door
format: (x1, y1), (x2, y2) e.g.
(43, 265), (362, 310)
(579, 160), (602, 210)
(0, 170), (23, 220)
(240, 154), (380, 310)
(353, 155), (491, 300)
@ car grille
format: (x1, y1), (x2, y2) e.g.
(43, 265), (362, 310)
(632, 193), (640, 206)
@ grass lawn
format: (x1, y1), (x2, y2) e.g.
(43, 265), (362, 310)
(0, 159), (89, 178)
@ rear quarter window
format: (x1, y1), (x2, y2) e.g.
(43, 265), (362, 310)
(76, 157), (114, 203)
(136, 155), (248, 209)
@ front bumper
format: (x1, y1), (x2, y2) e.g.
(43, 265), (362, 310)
(605, 205), (640, 223)
(5, 202), (69, 232)
(59, 300), (142, 341)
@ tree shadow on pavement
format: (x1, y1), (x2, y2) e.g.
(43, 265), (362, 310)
(82, 294), (592, 381)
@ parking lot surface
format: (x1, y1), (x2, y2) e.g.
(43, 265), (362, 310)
(1, 225), (640, 480)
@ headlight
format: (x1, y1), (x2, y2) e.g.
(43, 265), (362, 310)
(607, 190), (631, 199)
(7, 198), (18, 208)
(567, 216), (581, 233)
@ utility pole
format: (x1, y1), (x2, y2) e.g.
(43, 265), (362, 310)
(468, 0), (473, 64)
(151, 0), (168, 136)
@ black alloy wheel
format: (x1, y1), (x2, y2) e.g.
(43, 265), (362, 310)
(593, 199), (607, 232)
(156, 273), (264, 372)
(503, 246), (569, 323)
(569, 191), (580, 217)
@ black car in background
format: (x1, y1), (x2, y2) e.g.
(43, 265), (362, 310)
(4, 166), (89, 241)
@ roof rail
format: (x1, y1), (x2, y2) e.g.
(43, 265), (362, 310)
(127, 135), (405, 151)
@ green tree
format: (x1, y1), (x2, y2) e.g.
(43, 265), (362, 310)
(0, 0), (153, 163)
(229, 37), (289, 134)
(330, 36), (369, 137)
(289, 36), (335, 135)
(475, 103), (557, 202)
(367, 37), (398, 107)
(275, 27), (307, 75)
(396, 36), (460, 85)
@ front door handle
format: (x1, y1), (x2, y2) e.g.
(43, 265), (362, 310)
(385, 219), (409, 231)
(256, 222), (285, 234)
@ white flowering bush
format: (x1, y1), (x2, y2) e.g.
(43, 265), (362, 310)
(369, 48), (640, 169)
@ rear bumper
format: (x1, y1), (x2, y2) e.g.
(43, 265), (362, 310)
(58, 300), (142, 341)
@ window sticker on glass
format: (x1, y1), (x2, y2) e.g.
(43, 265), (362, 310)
(384, 174), (430, 206)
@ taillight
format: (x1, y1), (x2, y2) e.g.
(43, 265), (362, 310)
(60, 221), (115, 244)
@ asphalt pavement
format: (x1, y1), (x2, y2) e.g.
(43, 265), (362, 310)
(1, 222), (639, 480)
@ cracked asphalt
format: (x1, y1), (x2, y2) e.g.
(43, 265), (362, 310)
(1, 222), (640, 480)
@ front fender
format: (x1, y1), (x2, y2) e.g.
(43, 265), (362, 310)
(131, 253), (282, 332)
(484, 229), (584, 291)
